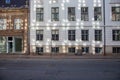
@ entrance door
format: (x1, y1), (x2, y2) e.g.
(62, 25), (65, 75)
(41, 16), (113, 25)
(15, 37), (22, 52)
(7, 37), (13, 53)
(8, 42), (13, 53)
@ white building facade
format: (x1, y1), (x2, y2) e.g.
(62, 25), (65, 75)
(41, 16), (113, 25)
(30, 0), (120, 55)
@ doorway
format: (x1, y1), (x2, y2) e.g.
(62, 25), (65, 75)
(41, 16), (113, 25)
(7, 36), (23, 53)
(8, 37), (13, 53)
(15, 37), (22, 52)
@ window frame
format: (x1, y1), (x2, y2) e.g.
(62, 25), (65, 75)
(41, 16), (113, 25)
(14, 18), (22, 30)
(68, 47), (76, 53)
(36, 8), (44, 21)
(68, 7), (76, 21)
(36, 47), (44, 53)
(94, 7), (102, 21)
(51, 47), (59, 53)
(95, 30), (102, 41)
(82, 47), (89, 53)
(95, 47), (102, 54)
(68, 30), (76, 41)
(51, 30), (59, 41)
(0, 18), (7, 30)
(112, 30), (120, 41)
(113, 47), (120, 53)
(51, 7), (59, 21)
(81, 7), (89, 21)
(112, 6), (120, 21)
(36, 30), (44, 41)
(81, 30), (89, 41)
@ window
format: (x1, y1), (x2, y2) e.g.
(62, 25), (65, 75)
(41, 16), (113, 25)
(51, 47), (59, 53)
(81, 30), (89, 41)
(5, 0), (10, 4)
(113, 47), (120, 53)
(68, 7), (76, 21)
(81, 7), (89, 21)
(51, 7), (59, 21)
(8, 37), (13, 41)
(14, 19), (22, 29)
(51, 30), (59, 41)
(0, 19), (6, 30)
(112, 30), (120, 41)
(94, 7), (102, 21)
(36, 30), (43, 41)
(36, 8), (44, 21)
(82, 47), (89, 53)
(68, 47), (75, 53)
(112, 7), (120, 21)
(68, 30), (76, 41)
(95, 47), (102, 53)
(95, 30), (102, 41)
(0, 36), (6, 53)
(36, 47), (43, 53)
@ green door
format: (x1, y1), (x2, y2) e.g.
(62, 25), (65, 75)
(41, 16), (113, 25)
(15, 38), (22, 52)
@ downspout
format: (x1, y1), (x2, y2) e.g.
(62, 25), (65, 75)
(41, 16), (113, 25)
(103, 0), (106, 56)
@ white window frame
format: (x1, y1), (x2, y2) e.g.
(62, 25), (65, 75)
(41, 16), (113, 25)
(0, 19), (7, 30)
(14, 18), (22, 30)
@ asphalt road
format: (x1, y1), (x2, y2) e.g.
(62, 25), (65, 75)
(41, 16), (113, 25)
(0, 59), (120, 80)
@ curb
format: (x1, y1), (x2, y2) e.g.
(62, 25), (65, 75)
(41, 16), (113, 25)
(0, 55), (120, 59)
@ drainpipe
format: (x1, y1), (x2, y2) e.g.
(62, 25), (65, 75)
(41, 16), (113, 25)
(103, 0), (106, 56)
(27, 0), (30, 55)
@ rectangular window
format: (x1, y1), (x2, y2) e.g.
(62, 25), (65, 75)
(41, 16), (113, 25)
(113, 47), (120, 53)
(81, 7), (89, 21)
(112, 30), (120, 41)
(36, 8), (44, 21)
(95, 47), (102, 53)
(68, 47), (75, 53)
(94, 7), (102, 21)
(51, 30), (59, 41)
(68, 7), (76, 21)
(0, 19), (6, 30)
(14, 19), (22, 29)
(82, 47), (89, 53)
(36, 47), (44, 53)
(95, 30), (102, 41)
(51, 47), (59, 53)
(51, 7), (59, 21)
(0, 36), (6, 53)
(81, 30), (89, 41)
(68, 30), (76, 41)
(112, 7), (120, 21)
(36, 30), (43, 41)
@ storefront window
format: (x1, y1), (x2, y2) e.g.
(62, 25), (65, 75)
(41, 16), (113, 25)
(0, 37), (6, 53)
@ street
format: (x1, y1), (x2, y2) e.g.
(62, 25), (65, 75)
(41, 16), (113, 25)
(0, 59), (120, 80)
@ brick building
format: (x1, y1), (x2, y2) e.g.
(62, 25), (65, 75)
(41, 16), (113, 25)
(0, 0), (29, 54)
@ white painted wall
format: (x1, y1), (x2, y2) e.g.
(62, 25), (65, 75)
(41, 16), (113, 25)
(30, 0), (120, 54)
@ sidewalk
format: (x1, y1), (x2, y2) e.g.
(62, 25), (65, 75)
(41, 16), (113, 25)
(0, 54), (120, 59)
